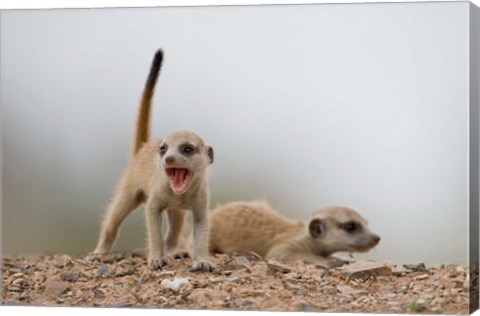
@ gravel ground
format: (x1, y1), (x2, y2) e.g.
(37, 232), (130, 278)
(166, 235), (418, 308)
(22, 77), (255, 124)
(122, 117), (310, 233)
(1, 251), (474, 314)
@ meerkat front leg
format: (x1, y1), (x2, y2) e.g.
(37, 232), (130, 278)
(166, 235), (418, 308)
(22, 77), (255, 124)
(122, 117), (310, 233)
(190, 201), (213, 272)
(146, 198), (168, 269)
(165, 209), (189, 259)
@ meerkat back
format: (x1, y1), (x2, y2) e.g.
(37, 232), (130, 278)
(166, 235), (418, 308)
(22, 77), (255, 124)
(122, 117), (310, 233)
(209, 201), (296, 256)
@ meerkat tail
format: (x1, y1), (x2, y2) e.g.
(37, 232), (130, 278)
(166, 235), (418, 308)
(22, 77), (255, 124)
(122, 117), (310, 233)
(133, 49), (164, 156)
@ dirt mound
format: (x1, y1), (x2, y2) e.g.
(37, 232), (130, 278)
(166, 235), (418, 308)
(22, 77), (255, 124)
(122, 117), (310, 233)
(1, 251), (470, 313)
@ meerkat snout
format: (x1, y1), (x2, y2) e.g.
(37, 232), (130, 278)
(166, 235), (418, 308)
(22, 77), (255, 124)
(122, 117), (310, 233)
(308, 206), (381, 254)
(165, 156), (176, 165)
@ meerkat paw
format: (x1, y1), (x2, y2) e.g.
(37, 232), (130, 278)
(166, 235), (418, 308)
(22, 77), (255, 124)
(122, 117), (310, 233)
(148, 256), (170, 270)
(188, 260), (215, 272)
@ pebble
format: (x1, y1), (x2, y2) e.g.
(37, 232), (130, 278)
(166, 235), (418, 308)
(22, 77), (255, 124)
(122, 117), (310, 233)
(341, 261), (392, 279)
(415, 274), (429, 280)
(403, 262), (427, 272)
(160, 278), (190, 292)
(221, 270), (234, 276)
(234, 256), (250, 267)
(92, 288), (105, 298)
(97, 264), (111, 276)
(60, 273), (79, 282)
(44, 280), (70, 298)
(267, 260), (291, 273)
(11, 273), (25, 279)
(157, 270), (175, 278)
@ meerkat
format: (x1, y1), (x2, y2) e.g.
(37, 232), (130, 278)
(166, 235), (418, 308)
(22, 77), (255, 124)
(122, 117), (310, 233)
(92, 49), (214, 272)
(209, 201), (380, 268)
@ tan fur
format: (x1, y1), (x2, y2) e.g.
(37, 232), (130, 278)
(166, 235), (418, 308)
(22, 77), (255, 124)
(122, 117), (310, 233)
(92, 49), (214, 272)
(209, 201), (380, 268)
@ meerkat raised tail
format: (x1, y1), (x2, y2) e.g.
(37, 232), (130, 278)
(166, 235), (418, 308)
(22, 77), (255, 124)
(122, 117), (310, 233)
(92, 49), (214, 272)
(209, 201), (380, 268)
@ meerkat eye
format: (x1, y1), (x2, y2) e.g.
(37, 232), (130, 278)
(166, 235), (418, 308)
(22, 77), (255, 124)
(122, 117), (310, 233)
(183, 146), (194, 154)
(159, 145), (167, 155)
(342, 221), (361, 233)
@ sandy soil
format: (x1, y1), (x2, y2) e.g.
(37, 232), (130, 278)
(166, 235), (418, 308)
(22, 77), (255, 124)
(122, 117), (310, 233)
(1, 250), (474, 314)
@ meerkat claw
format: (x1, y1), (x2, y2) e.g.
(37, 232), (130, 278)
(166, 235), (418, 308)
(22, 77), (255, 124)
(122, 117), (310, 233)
(189, 261), (214, 272)
(148, 257), (169, 270)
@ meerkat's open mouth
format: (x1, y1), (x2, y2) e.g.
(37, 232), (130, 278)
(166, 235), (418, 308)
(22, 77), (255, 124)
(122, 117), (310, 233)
(165, 168), (193, 194)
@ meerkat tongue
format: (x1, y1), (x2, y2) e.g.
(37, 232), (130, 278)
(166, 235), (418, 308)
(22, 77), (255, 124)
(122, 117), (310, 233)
(169, 168), (191, 194)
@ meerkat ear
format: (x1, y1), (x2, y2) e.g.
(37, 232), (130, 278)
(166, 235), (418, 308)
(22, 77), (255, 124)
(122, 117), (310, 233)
(309, 218), (325, 238)
(206, 146), (214, 164)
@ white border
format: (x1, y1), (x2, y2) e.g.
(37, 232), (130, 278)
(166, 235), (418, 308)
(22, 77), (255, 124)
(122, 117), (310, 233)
(0, 1), (478, 316)
(0, 0), (469, 10)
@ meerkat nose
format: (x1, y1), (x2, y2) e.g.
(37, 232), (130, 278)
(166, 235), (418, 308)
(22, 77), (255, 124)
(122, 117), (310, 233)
(165, 156), (175, 165)
(372, 234), (381, 244)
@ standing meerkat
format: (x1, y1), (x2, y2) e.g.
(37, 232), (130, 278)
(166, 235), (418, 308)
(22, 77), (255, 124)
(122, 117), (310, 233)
(92, 49), (215, 272)
(209, 201), (380, 268)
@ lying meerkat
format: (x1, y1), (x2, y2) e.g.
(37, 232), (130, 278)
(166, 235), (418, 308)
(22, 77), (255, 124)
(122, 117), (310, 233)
(92, 49), (214, 272)
(209, 201), (380, 268)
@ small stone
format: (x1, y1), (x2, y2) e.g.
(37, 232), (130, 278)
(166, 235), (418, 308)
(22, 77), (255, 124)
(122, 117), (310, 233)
(234, 256), (250, 267)
(157, 270), (176, 277)
(60, 273), (79, 282)
(221, 270), (234, 276)
(242, 300), (253, 307)
(267, 260), (291, 273)
(101, 253), (124, 264)
(299, 303), (318, 311)
(208, 277), (223, 283)
(160, 278), (190, 292)
(8, 286), (23, 292)
(97, 264), (111, 276)
(341, 261), (392, 279)
(439, 277), (455, 289)
(180, 289), (192, 300)
(456, 266), (466, 274)
(410, 299), (427, 312)
(403, 262), (427, 272)
(116, 267), (136, 277)
(392, 267), (409, 276)
(44, 280), (70, 298)
(320, 286), (337, 294)
(11, 278), (30, 289)
(227, 277), (240, 283)
(11, 273), (25, 279)
(92, 288), (105, 298)
(415, 274), (429, 280)
(295, 289), (305, 296)
(53, 262), (64, 269)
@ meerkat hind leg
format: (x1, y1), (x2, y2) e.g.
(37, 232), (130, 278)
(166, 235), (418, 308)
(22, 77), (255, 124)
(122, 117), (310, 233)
(165, 209), (190, 259)
(93, 188), (144, 255)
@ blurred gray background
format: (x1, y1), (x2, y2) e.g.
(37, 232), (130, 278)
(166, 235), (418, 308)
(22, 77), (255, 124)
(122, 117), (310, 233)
(1, 2), (470, 265)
